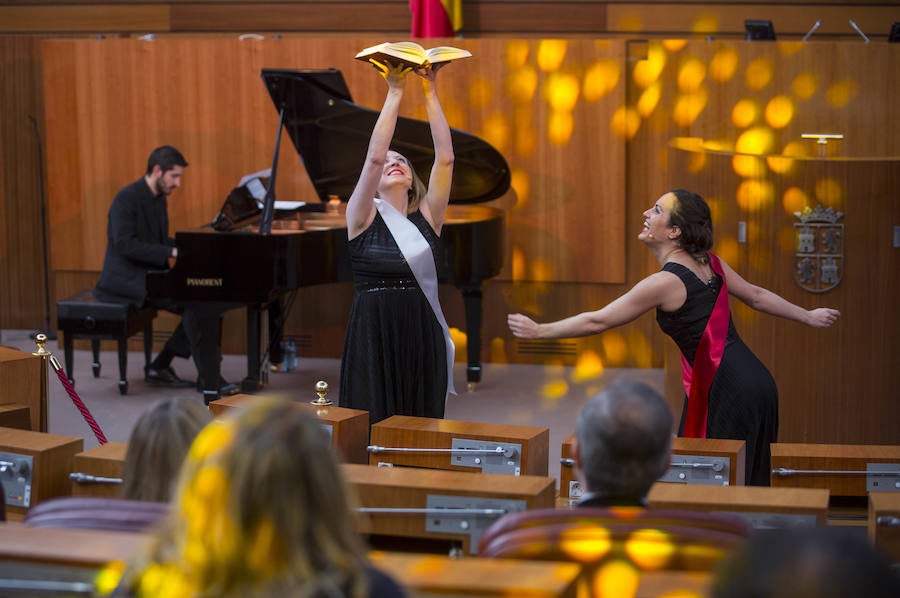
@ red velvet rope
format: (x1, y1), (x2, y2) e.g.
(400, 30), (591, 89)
(52, 367), (108, 445)
(680, 253), (729, 438)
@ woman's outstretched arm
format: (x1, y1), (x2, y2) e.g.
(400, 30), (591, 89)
(508, 272), (681, 339)
(415, 64), (453, 233)
(346, 61), (410, 239)
(719, 258), (840, 328)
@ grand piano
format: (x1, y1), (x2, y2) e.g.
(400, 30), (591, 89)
(147, 68), (510, 392)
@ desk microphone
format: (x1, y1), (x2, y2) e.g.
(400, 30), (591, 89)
(849, 19), (870, 43)
(802, 20), (821, 42)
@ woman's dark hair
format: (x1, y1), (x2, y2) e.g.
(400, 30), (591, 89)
(668, 189), (713, 263)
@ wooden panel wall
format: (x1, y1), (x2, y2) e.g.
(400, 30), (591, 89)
(0, 36), (48, 333)
(0, 1), (897, 41)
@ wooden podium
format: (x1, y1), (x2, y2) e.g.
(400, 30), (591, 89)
(647, 483), (830, 529)
(0, 428), (83, 521)
(343, 463), (555, 554)
(208, 394), (370, 464)
(0, 346), (44, 432)
(771, 443), (900, 497)
(559, 434), (746, 502)
(369, 415), (549, 476)
(869, 492), (900, 564)
(69, 442), (127, 498)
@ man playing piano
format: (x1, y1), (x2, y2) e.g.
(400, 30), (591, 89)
(94, 145), (239, 401)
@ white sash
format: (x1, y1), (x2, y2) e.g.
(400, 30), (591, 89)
(374, 198), (456, 399)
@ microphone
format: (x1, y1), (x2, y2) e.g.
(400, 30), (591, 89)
(849, 20), (870, 43)
(802, 20), (821, 42)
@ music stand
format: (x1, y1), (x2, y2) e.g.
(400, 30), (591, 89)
(889, 22), (900, 42)
(745, 19), (776, 41)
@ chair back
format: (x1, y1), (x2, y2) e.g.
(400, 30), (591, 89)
(24, 496), (168, 533)
(478, 507), (751, 597)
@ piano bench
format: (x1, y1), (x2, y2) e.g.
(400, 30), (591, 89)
(56, 289), (156, 395)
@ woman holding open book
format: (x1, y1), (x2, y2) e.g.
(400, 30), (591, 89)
(338, 53), (457, 424)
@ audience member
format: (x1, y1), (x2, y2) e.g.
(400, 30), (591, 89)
(711, 527), (900, 598)
(120, 396), (211, 502)
(573, 379), (673, 507)
(109, 398), (406, 597)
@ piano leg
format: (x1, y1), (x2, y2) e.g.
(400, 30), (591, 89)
(459, 285), (485, 391)
(242, 305), (265, 392)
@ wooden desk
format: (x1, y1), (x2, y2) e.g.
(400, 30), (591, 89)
(0, 428), (83, 521)
(70, 442), (126, 498)
(0, 347), (43, 432)
(0, 522), (145, 568)
(344, 463), (556, 554)
(647, 483), (829, 529)
(869, 492), (900, 563)
(209, 394), (370, 464)
(559, 434), (746, 502)
(771, 443), (900, 497)
(371, 551), (580, 597)
(369, 415), (549, 476)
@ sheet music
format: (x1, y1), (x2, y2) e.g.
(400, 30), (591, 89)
(238, 168), (305, 210)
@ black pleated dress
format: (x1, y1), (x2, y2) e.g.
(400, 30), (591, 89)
(339, 210), (448, 425)
(656, 262), (779, 486)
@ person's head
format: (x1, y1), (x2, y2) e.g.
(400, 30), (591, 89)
(641, 189), (713, 262)
(711, 527), (900, 598)
(378, 149), (426, 213)
(122, 398), (369, 597)
(121, 396), (210, 502)
(144, 145), (188, 196)
(574, 380), (673, 500)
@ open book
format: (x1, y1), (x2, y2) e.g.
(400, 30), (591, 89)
(355, 41), (472, 68)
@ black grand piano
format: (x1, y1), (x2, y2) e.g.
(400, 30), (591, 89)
(147, 68), (510, 392)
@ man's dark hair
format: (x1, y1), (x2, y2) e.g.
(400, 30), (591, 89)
(146, 145), (188, 175)
(575, 379), (673, 499)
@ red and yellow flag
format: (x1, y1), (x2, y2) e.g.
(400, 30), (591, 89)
(410, 0), (462, 38)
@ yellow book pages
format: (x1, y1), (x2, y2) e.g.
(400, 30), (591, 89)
(355, 41), (472, 68)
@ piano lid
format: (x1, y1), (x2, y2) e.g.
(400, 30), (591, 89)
(261, 68), (511, 205)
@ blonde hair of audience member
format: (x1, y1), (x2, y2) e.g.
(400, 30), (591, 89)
(121, 396), (211, 502)
(114, 398), (376, 597)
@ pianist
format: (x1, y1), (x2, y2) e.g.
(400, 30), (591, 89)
(94, 145), (238, 400)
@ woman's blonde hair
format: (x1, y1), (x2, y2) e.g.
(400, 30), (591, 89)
(119, 398), (369, 597)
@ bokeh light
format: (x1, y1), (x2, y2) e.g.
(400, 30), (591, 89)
(792, 72), (818, 100)
(611, 106), (642, 139)
(731, 99), (759, 128)
(481, 113), (511, 155)
(673, 89), (708, 126)
(548, 110), (574, 145)
(709, 46), (739, 82)
(637, 82), (661, 117)
(537, 39), (568, 72)
(504, 40), (531, 68)
(661, 39), (688, 52)
(544, 72), (580, 112)
(814, 177), (844, 206)
(626, 528), (676, 570)
(744, 57), (774, 90)
(594, 560), (641, 598)
(633, 43), (667, 88)
(677, 58), (706, 92)
(572, 350), (605, 383)
(560, 525), (612, 562)
(782, 186), (809, 214)
(601, 331), (628, 366)
(510, 168), (530, 207)
(736, 179), (776, 212)
(507, 66), (539, 102)
(764, 95), (795, 128)
(583, 59), (620, 102)
(826, 81), (859, 108)
(732, 154), (765, 178)
(735, 126), (775, 155)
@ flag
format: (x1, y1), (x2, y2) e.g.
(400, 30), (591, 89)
(410, 0), (462, 38)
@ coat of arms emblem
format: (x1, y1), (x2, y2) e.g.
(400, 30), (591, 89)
(793, 205), (843, 293)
